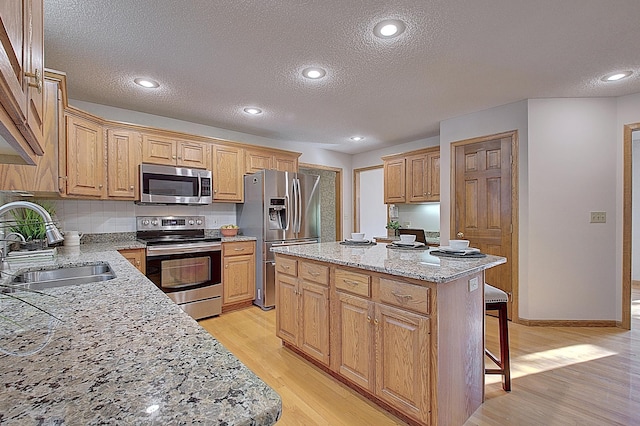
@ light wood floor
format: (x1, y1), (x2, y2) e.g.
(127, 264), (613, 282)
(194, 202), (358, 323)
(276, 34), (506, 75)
(199, 285), (640, 425)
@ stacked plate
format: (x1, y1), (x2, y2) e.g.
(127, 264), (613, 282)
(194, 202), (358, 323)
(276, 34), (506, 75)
(435, 246), (481, 255)
(390, 241), (426, 249)
(342, 238), (372, 245)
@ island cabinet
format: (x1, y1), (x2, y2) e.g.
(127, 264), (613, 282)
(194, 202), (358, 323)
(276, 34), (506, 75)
(0, 0), (45, 164)
(275, 256), (330, 366)
(383, 147), (440, 204)
(245, 147), (300, 174)
(118, 248), (145, 274)
(222, 240), (256, 311)
(142, 133), (209, 169)
(212, 144), (244, 202)
(332, 268), (432, 424)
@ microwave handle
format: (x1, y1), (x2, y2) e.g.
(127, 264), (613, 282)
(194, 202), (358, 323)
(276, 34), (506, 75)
(197, 174), (202, 199)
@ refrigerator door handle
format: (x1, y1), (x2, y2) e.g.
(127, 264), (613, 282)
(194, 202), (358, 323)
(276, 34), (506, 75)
(284, 193), (290, 230)
(292, 178), (299, 233)
(295, 178), (302, 233)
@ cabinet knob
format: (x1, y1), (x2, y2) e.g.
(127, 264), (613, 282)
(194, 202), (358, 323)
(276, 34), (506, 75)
(367, 315), (372, 323)
(130, 185), (134, 190)
(374, 318), (379, 325)
(457, 232), (464, 238)
(99, 184), (103, 189)
(25, 68), (42, 94)
(172, 155), (177, 159)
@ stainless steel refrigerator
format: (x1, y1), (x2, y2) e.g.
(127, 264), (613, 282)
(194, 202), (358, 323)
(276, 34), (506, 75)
(237, 169), (320, 309)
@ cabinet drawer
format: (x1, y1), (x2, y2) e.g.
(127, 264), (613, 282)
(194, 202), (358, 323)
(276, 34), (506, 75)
(223, 241), (255, 256)
(379, 278), (430, 315)
(276, 256), (298, 276)
(335, 268), (371, 298)
(299, 261), (329, 286)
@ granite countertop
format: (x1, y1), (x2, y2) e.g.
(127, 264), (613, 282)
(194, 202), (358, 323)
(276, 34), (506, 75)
(0, 244), (280, 424)
(271, 241), (506, 284)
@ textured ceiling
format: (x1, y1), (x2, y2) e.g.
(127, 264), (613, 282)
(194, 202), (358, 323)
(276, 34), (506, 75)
(43, 0), (640, 154)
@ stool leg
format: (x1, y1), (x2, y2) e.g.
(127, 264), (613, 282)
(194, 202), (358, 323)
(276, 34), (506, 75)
(498, 301), (511, 391)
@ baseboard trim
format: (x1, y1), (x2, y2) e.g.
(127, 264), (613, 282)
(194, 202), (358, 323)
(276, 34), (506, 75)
(517, 318), (618, 327)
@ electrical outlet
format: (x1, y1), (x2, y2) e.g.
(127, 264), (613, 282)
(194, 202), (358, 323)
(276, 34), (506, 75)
(468, 277), (479, 292)
(590, 211), (606, 223)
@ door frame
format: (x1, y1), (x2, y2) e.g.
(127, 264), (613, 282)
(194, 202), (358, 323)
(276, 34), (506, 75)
(622, 123), (639, 329)
(353, 165), (383, 233)
(299, 162), (343, 241)
(450, 130), (520, 322)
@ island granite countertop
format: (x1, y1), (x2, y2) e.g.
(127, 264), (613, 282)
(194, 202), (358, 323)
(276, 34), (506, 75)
(0, 243), (280, 425)
(271, 241), (506, 283)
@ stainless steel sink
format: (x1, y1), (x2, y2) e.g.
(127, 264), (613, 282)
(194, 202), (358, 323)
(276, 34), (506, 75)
(3, 263), (116, 292)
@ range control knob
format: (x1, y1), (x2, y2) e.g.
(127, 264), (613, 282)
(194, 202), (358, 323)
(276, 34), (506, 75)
(151, 219), (158, 226)
(188, 220), (195, 225)
(142, 219), (150, 226)
(196, 219), (203, 226)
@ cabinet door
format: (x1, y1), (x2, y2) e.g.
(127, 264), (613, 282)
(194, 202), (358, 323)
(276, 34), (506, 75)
(118, 248), (145, 274)
(275, 154), (298, 173)
(406, 153), (428, 203)
(107, 129), (140, 199)
(177, 140), (209, 169)
(142, 134), (176, 165)
(335, 291), (375, 391)
(299, 281), (329, 365)
(426, 152), (440, 201)
(212, 144), (244, 201)
(275, 273), (299, 345)
(223, 253), (256, 305)
(25, 0), (44, 150)
(245, 149), (273, 174)
(374, 303), (430, 423)
(66, 115), (105, 197)
(383, 158), (405, 204)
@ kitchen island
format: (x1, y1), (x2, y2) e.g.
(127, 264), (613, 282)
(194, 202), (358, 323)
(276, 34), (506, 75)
(0, 243), (281, 424)
(271, 241), (506, 426)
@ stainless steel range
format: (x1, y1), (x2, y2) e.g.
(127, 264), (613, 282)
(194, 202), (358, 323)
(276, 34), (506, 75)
(137, 216), (222, 320)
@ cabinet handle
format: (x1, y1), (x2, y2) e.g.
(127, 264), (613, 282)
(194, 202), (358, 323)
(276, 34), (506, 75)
(343, 279), (359, 286)
(391, 291), (413, 303)
(25, 68), (42, 94)
(367, 315), (372, 323)
(308, 271), (320, 277)
(457, 232), (464, 238)
(282, 265), (290, 270)
(374, 318), (379, 325)
(234, 248), (245, 251)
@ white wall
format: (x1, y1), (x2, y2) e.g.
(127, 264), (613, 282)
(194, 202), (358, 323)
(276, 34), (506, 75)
(69, 100), (354, 239)
(396, 203), (440, 232)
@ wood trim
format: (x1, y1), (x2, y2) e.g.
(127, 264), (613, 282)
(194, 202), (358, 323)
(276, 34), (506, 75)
(622, 123), (639, 330)
(518, 319), (618, 327)
(450, 130), (519, 323)
(381, 146), (438, 162)
(299, 162), (343, 241)
(353, 165), (383, 233)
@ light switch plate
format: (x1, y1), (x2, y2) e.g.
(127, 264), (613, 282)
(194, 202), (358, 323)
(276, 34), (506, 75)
(469, 277), (479, 292)
(590, 211), (606, 223)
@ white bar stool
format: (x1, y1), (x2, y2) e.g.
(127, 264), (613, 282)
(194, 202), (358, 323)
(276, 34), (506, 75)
(485, 283), (511, 391)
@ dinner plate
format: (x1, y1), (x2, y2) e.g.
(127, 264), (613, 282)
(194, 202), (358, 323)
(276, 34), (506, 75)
(345, 238), (371, 244)
(392, 241), (425, 248)
(437, 246), (480, 254)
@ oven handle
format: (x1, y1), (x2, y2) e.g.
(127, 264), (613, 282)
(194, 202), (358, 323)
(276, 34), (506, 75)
(146, 244), (222, 256)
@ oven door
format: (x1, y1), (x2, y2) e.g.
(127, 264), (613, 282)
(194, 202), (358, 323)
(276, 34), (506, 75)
(145, 249), (222, 294)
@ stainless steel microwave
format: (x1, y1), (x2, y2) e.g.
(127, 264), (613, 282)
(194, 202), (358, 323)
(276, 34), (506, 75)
(139, 164), (212, 205)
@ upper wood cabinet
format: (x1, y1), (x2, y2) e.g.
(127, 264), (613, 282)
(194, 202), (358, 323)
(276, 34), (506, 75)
(64, 114), (105, 197)
(142, 133), (209, 169)
(212, 144), (244, 202)
(383, 147), (440, 204)
(0, 76), (61, 192)
(0, 0), (45, 163)
(107, 128), (141, 199)
(245, 147), (299, 174)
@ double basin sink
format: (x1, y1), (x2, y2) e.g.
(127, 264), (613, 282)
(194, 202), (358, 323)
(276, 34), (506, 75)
(2, 263), (116, 293)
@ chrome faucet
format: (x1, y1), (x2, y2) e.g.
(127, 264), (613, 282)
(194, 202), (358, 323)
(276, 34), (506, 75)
(0, 201), (64, 271)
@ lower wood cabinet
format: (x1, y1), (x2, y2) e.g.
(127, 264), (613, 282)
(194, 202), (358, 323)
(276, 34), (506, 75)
(118, 248), (145, 274)
(222, 241), (256, 309)
(275, 257), (330, 365)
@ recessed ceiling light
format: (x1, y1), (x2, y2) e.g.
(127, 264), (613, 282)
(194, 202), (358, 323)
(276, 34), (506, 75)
(350, 136), (364, 141)
(373, 19), (406, 39)
(243, 107), (263, 115)
(601, 71), (633, 82)
(302, 67), (326, 79)
(134, 78), (160, 88)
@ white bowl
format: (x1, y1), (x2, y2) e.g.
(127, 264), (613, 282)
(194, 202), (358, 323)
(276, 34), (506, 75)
(399, 234), (416, 243)
(449, 239), (470, 250)
(351, 232), (365, 241)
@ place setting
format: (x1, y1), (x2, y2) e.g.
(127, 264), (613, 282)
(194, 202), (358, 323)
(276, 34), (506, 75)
(430, 239), (486, 258)
(386, 234), (428, 250)
(340, 232), (377, 246)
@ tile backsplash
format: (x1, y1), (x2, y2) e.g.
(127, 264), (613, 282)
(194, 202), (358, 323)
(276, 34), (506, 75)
(52, 199), (237, 234)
